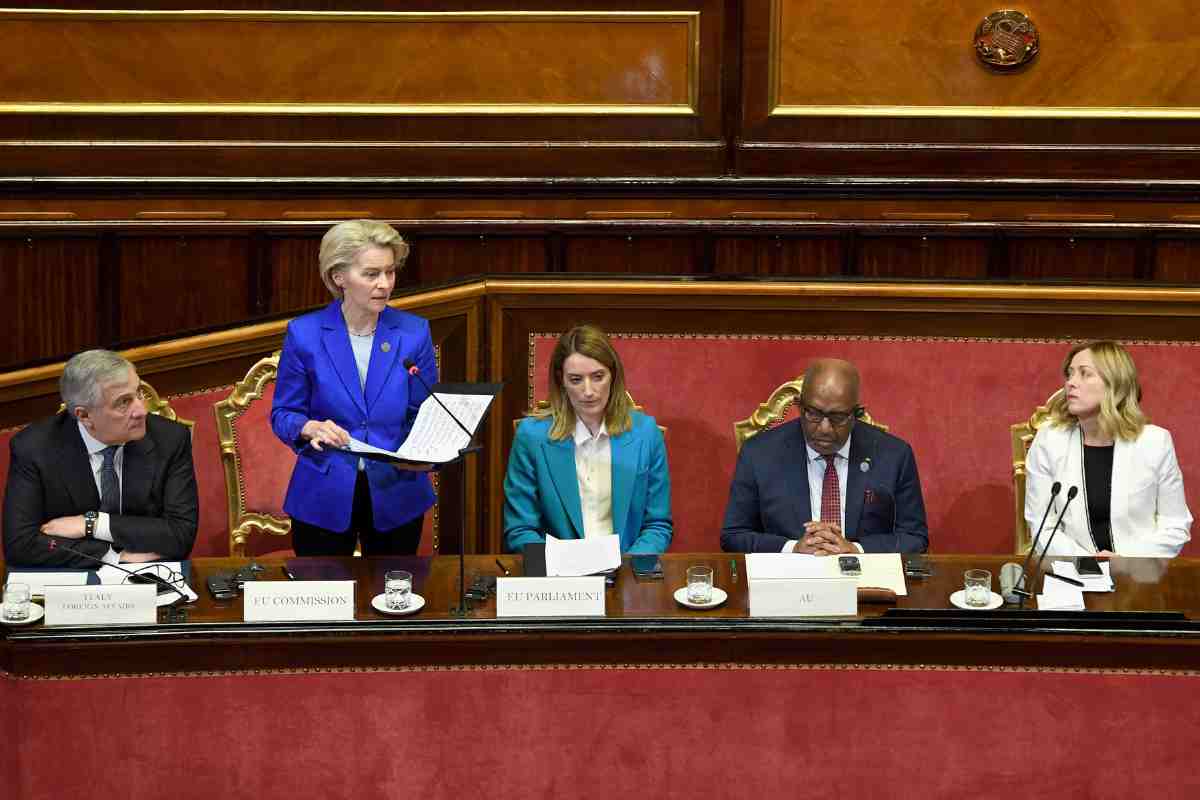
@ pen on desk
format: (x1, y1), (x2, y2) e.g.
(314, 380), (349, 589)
(281, 565), (297, 581)
(730, 559), (738, 583)
(1045, 572), (1084, 588)
(495, 558), (510, 576)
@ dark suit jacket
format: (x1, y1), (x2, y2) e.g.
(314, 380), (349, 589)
(2, 412), (199, 568)
(720, 420), (929, 554)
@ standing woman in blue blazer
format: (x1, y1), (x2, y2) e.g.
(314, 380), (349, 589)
(271, 220), (436, 556)
(503, 325), (672, 554)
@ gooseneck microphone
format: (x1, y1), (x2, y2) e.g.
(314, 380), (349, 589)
(47, 539), (188, 604)
(403, 358), (475, 440)
(1008, 481), (1062, 601)
(1031, 485), (1080, 586)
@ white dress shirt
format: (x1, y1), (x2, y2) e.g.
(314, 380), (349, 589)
(783, 433), (862, 553)
(77, 421), (122, 564)
(573, 417), (615, 540)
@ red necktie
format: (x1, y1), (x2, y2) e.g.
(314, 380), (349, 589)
(820, 454), (840, 524)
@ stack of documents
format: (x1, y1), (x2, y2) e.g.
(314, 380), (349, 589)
(544, 535), (620, 577)
(4, 571), (88, 596)
(744, 553), (907, 596)
(1051, 560), (1115, 592)
(1037, 575), (1086, 610)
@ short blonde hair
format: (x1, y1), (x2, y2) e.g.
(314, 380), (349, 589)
(318, 220), (410, 298)
(538, 325), (634, 441)
(1047, 340), (1146, 441)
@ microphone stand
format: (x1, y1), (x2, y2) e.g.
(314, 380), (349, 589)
(404, 359), (492, 616)
(1030, 487), (1081, 598)
(47, 538), (189, 605)
(1010, 482), (1062, 609)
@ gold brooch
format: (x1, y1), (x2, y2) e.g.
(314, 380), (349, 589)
(381, 342), (391, 353)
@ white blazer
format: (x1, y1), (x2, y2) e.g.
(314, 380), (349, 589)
(1024, 423), (1192, 557)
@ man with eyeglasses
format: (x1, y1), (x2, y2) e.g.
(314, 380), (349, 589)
(720, 358), (928, 554)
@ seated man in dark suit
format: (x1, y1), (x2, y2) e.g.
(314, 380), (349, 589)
(3, 350), (199, 568)
(721, 358), (928, 554)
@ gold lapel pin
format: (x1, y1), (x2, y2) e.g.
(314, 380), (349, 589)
(381, 342), (391, 353)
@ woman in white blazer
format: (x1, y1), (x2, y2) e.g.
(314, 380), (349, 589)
(1025, 341), (1192, 557)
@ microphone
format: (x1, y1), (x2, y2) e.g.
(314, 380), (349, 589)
(47, 539), (188, 604)
(1006, 481), (1062, 601)
(403, 358), (476, 441)
(1031, 486), (1080, 589)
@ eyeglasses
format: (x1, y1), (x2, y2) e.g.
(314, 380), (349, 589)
(799, 404), (859, 427)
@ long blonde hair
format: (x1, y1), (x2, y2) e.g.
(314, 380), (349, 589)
(1047, 340), (1146, 441)
(538, 325), (634, 441)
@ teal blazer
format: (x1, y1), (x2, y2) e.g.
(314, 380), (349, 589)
(503, 411), (672, 554)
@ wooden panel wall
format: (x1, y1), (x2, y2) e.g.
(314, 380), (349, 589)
(0, 1), (724, 178)
(5, 214), (1200, 372)
(5, 2), (1200, 371)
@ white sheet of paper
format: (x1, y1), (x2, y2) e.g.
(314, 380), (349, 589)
(1051, 560), (1114, 592)
(544, 535), (621, 577)
(744, 553), (830, 580)
(745, 553), (907, 595)
(4, 571), (88, 595)
(856, 553), (908, 596)
(346, 392), (493, 464)
(95, 562), (198, 605)
(1037, 575), (1086, 610)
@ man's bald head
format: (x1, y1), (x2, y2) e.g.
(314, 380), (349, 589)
(798, 359), (861, 455)
(801, 359), (860, 408)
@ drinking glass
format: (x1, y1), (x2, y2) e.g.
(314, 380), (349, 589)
(964, 569), (992, 608)
(686, 565), (714, 605)
(3, 582), (31, 622)
(385, 570), (412, 611)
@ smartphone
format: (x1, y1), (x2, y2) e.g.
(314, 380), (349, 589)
(631, 555), (664, 579)
(206, 574), (238, 601)
(838, 555), (862, 576)
(1076, 556), (1104, 576)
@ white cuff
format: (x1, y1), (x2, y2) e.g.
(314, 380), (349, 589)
(782, 540), (799, 553)
(101, 547), (120, 566)
(94, 512), (113, 543)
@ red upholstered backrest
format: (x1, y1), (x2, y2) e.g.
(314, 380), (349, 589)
(232, 382), (291, 518)
(165, 388), (234, 558)
(530, 335), (1200, 555)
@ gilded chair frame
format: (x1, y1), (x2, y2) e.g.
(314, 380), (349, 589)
(1010, 389), (1062, 554)
(213, 352), (291, 557)
(733, 376), (885, 452)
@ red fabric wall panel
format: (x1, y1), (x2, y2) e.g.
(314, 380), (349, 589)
(4, 666), (1198, 799)
(166, 389), (235, 558)
(530, 336), (1200, 554)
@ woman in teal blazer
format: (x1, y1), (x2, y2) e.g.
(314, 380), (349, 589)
(503, 325), (672, 554)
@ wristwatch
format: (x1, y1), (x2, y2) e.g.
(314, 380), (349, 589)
(84, 510), (98, 538)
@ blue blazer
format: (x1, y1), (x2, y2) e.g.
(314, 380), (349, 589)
(271, 301), (436, 532)
(503, 412), (672, 554)
(720, 420), (929, 554)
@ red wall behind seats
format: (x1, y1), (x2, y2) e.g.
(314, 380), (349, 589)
(530, 336), (1200, 555)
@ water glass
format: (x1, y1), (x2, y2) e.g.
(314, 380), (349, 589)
(385, 570), (412, 611)
(686, 565), (714, 605)
(3, 582), (31, 622)
(963, 569), (992, 607)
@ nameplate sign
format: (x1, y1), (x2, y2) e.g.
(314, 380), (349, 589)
(496, 577), (605, 617)
(748, 578), (858, 617)
(243, 581), (355, 622)
(43, 584), (157, 626)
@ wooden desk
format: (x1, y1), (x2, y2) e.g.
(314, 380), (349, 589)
(4, 554), (1200, 678)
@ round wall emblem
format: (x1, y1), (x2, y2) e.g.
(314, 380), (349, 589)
(974, 10), (1039, 70)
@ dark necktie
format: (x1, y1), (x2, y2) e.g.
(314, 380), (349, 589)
(99, 445), (120, 514)
(820, 454), (840, 524)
